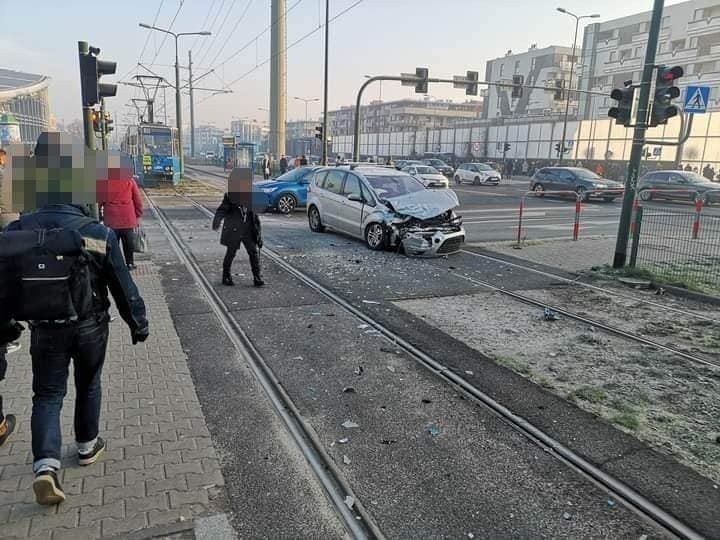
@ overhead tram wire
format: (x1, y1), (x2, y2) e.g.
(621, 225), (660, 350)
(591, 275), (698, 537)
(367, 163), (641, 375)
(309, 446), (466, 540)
(195, 0), (364, 107)
(195, 0), (241, 67)
(189, 0), (219, 52)
(118, 0), (166, 84)
(205, 0), (254, 68)
(147, 0), (186, 67)
(193, 0), (228, 59)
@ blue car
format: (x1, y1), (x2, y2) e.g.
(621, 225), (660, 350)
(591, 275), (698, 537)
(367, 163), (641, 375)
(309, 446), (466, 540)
(255, 166), (322, 214)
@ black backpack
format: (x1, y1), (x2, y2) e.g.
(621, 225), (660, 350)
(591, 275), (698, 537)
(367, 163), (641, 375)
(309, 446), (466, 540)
(0, 215), (98, 322)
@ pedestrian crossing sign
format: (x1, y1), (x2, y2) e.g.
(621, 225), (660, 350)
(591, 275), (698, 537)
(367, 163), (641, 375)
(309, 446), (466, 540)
(684, 86), (710, 113)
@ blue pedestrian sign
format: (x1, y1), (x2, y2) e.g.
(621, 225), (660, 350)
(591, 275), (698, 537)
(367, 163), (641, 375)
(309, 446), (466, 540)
(684, 86), (710, 113)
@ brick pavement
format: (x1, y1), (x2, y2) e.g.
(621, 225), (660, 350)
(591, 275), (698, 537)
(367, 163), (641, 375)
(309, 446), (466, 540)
(0, 262), (231, 539)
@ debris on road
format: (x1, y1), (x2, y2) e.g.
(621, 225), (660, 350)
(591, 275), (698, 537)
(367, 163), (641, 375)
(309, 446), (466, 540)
(426, 423), (440, 437)
(362, 300), (381, 304)
(387, 366), (396, 373)
(354, 366), (364, 376)
(343, 455), (351, 465)
(543, 307), (561, 321)
(563, 512), (572, 520)
(342, 386), (356, 393)
(344, 496), (355, 509)
(338, 437), (349, 444)
(342, 420), (360, 429)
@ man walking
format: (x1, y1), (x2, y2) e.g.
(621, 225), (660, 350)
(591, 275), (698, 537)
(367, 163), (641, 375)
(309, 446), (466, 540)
(300, 154), (308, 166)
(279, 155), (288, 174)
(261, 154), (271, 180)
(1, 132), (149, 505)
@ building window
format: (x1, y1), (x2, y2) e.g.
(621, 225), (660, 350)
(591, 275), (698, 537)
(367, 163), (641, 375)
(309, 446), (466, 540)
(514, 60), (520, 74)
(499, 64), (505, 77)
(635, 46), (643, 57)
(673, 38), (687, 50)
(662, 16), (670, 27)
(693, 8), (704, 21)
(638, 21), (648, 33)
(531, 57), (536, 71)
(619, 49), (631, 60)
(689, 37), (698, 49)
(609, 51), (617, 62)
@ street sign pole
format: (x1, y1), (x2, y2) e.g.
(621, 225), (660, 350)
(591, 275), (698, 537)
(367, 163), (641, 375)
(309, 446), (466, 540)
(613, 0), (664, 268)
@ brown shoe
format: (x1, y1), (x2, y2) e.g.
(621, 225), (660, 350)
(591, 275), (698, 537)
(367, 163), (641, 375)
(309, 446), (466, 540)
(0, 415), (16, 448)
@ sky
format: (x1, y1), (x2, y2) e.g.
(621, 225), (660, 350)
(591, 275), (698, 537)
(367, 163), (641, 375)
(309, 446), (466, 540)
(0, 0), (687, 133)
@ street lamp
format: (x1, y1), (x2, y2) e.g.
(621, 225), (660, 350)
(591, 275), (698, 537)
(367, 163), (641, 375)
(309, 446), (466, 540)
(293, 96), (320, 122)
(364, 75), (382, 101)
(555, 8), (600, 165)
(139, 22), (210, 175)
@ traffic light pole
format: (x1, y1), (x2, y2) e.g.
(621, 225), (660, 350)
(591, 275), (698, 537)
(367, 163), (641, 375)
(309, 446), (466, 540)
(100, 98), (108, 150)
(174, 37), (184, 176)
(78, 41), (96, 152)
(188, 50), (195, 159)
(321, 0), (329, 165)
(613, 0), (664, 268)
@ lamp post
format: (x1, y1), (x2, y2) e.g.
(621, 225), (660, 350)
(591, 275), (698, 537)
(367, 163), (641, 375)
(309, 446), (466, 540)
(555, 8), (600, 165)
(138, 23), (210, 176)
(364, 75), (382, 101)
(293, 96), (320, 122)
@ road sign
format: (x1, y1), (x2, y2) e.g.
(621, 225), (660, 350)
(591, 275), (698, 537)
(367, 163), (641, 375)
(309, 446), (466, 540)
(652, 146), (662, 156)
(401, 73), (418, 87)
(684, 85), (710, 113)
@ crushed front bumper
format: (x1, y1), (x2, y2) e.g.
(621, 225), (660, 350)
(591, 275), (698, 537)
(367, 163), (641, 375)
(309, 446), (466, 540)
(398, 227), (466, 257)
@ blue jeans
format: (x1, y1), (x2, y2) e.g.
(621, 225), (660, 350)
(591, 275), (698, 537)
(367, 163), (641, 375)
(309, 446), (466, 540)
(30, 320), (109, 472)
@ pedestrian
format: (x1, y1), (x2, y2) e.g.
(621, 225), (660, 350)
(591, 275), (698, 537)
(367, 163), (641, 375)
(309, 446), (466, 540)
(300, 154), (308, 166)
(97, 152), (143, 270)
(684, 163), (692, 172)
(336, 154), (344, 165)
(702, 163), (714, 180)
(522, 160), (529, 176)
(212, 169), (264, 287)
(261, 153), (271, 180)
(0, 132), (148, 505)
(595, 163), (605, 177)
(504, 160), (513, 180)
(0, 148), (22, 356)
(0, 285), (23, 449)
(279, 155), (288, 174)
(294, 155), (301, 168)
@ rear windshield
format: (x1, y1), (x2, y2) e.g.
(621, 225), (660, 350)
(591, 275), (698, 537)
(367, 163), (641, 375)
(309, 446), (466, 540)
(365, 174), (425, 198)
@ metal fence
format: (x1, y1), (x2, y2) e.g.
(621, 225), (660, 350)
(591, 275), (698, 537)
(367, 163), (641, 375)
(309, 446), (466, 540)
(633, 206), (720, 293)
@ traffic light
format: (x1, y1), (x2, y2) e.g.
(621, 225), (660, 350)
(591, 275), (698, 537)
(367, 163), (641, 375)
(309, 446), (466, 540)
(315, 125), (323, 140)
(104, 112), (114, 133)
(79, 45), (117, 107)
(92, 110), (101, 133)
(503, 143), (511, 153)
(415, 67), (429, 94)
(512, 75), (524, 98)
(466, 70), (478, 96)
(608, 84), (635, 126)
(554, 80), (564, 101)
(650, 65), (683, 127)
(554, 142), (567, 155)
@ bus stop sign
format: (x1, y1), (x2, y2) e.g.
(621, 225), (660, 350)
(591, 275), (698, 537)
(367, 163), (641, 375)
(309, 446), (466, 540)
(684, 86), (709, 113)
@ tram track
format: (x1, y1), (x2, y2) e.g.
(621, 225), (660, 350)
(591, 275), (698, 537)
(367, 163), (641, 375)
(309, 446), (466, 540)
(167, 189), (704, 539)
(144, 190), (381, 540)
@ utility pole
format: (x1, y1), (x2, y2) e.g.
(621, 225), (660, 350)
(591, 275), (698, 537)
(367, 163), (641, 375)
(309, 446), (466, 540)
(613, 0), (664, 268)
(321, 0), (330, 165)
(188, 50), (195, 158)
(270, 0), (287, 159)
(100, 98), (108, 150)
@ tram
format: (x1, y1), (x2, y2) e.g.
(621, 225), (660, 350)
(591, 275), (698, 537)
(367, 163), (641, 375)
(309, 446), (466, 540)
(121, 123), (180, 185)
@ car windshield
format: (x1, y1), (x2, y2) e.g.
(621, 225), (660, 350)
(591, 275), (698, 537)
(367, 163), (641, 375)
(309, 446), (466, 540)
(572, 168), (602, 180)
(416, 166), (438, 174)
(428, 160), (444, 166)
(475, 163), (494, 171)
(365, 174), (426, 198)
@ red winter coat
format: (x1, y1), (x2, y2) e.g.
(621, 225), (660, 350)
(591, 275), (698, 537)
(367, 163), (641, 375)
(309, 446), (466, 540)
(98, 176), (143, 230)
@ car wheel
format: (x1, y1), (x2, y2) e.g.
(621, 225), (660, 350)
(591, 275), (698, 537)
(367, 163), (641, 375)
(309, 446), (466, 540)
(576, 186), (589, 202)
(638, 189), (652, 202)
(454, 175), (461, 185)
(473, 176), (482, 186)
(603, 197), (616, 203)
(308, 206), (325, 233)
(365, 223), (387, 251)
(277, 194), (297, 214)
(532, 183), (545, 197)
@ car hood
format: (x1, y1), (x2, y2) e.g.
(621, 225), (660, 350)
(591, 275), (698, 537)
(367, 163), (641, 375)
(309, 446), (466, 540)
(594, 178), (624, 188)
(384, 189), (459, 219)
(479, 169), (501, 176)
(420, 174), (448, 181)
(254, 180), (294, 190)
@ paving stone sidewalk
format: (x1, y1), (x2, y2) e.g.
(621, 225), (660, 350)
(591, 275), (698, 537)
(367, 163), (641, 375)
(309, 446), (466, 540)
(484, 236), (616, 272)
(0, 263), (231, 539)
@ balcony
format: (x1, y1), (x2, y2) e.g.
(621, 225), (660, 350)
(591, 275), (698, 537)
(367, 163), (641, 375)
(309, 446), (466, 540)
(603, 56), (642, 72)
(656, 47), (698, 63)
(688, 15), (720, 35)
(595, 37), (619, 51)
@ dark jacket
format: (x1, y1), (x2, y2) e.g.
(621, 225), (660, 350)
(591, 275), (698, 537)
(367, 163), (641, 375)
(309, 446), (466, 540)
(212, 194), (262, 249)
(3, 205), (148, 334)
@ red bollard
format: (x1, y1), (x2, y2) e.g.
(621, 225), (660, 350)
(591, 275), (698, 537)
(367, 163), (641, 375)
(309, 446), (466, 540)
(573, 197), (581, 241)
(516, 198), (525, 246)
(692, 198), (703, 239)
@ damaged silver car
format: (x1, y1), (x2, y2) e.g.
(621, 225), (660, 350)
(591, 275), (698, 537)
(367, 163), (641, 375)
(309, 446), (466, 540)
(307, 165), (465, 256)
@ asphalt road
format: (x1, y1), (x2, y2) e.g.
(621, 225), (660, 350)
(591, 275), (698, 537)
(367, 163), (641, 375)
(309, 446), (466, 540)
(187, 164), (720, 244)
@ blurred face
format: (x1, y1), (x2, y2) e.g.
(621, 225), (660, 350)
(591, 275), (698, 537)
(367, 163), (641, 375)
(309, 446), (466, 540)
(0, 151), (6, 167)
(227, 167), (254, 208)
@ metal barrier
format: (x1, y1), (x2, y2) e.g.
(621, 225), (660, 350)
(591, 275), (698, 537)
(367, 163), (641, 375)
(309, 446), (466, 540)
(629, 195), (720, 292)
(516, 190), (585, 245)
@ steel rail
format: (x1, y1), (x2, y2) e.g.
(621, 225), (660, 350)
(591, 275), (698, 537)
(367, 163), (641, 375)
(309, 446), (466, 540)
(180, 192), (701, 539)
(145, 191), (381, 540)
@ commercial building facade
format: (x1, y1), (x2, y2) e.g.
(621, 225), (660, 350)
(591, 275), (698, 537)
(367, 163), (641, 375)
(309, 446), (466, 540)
(230, 118), (268, 154)
(0, 68), (51, 145)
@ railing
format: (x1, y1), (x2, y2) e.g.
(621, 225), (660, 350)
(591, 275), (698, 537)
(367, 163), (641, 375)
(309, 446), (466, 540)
(516, 190), (585, 245)
(630, 191), (720, 293)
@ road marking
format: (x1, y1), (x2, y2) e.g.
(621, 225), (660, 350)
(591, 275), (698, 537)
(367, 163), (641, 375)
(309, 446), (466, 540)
(458, 206), (605, 214)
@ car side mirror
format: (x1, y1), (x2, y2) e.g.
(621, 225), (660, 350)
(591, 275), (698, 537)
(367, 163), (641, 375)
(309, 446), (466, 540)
(347, 193), (364, 203)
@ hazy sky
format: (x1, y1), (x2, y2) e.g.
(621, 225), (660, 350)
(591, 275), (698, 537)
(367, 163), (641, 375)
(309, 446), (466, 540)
(1, 0), (686, 132)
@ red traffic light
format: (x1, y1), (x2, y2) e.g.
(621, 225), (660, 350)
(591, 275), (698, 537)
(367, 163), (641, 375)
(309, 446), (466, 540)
(660, 65), (684, 81)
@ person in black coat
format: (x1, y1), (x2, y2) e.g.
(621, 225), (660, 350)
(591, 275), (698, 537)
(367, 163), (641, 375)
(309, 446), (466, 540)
(212, 169), (264, 287)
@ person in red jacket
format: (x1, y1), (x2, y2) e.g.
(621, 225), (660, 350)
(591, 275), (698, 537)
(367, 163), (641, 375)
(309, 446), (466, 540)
(98, 153), (144, 269)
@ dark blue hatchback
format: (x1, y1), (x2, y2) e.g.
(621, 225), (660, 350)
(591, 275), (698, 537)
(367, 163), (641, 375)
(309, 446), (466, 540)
(254, 166), (322, 214)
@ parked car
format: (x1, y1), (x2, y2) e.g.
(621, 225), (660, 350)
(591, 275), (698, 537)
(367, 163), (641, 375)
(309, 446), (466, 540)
(422, 158), (454, 177)
(454, 163), (501, 186)
(255, 166), (322, 213)
(394, 159), (423, 170)
(530, 167), (624, 202)
(637, 170), (719, 204)
(307, 165), (465, 256)
(401, 165), (449, 188)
